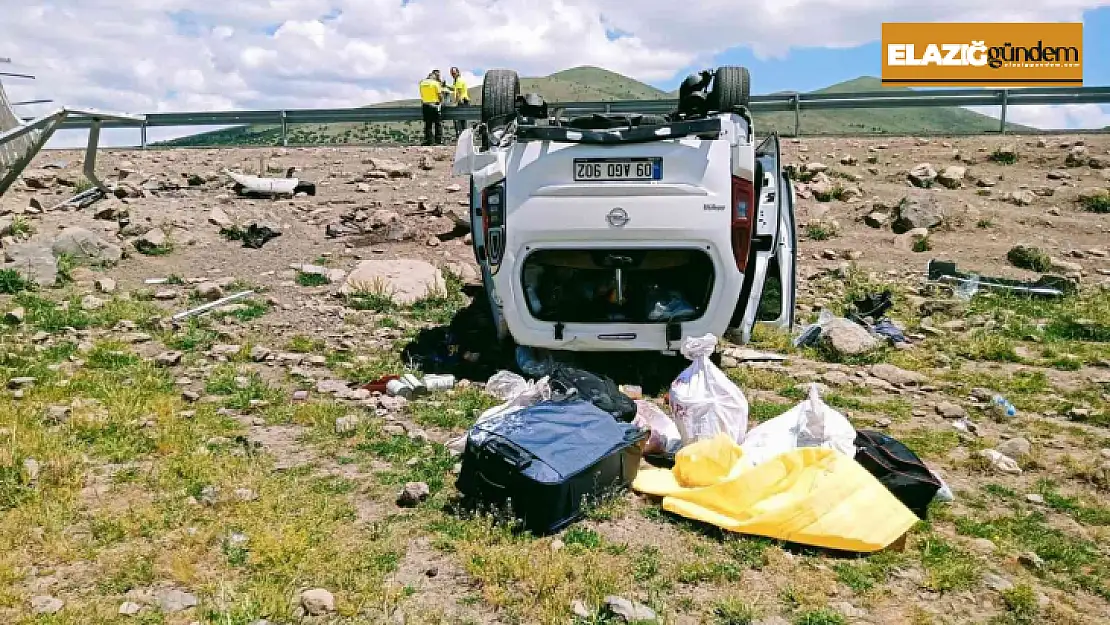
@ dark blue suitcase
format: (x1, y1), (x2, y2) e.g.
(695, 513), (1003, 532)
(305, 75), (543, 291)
(456, 397), (648, 534)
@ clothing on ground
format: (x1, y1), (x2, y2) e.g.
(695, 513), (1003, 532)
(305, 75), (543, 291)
(632, 434), (918, 553)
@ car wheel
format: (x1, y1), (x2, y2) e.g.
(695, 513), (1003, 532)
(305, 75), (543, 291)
(481, 69), (519, 149)
(709, 66), (751, 111)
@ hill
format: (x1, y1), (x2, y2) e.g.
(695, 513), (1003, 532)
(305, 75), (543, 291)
(156, 69), (1028, 147)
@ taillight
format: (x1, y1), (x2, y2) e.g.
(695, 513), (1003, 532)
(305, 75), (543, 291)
(730, 175), (754, 272)
(482, 181), (506, 273)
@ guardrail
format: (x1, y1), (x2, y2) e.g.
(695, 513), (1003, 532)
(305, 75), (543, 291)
(45, 86), (1110, 147)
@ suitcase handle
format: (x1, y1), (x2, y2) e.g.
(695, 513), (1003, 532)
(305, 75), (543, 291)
(483, 438), (533, 471)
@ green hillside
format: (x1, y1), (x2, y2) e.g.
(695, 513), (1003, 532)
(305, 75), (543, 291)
(755, 76), (1030, 135)
(156, 69), (1027, 147)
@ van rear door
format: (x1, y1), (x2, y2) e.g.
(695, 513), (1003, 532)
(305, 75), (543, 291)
(733, 132), (796, 342)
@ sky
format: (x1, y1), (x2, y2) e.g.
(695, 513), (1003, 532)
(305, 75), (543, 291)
(3, 0), (1110, 148)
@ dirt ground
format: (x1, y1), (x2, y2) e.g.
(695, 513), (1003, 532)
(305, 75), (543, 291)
(0, 134), (1108, 625)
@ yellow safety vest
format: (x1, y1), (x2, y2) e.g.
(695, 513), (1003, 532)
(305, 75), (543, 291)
(419, 79), (441, 104)
(453, 78), (469, 103)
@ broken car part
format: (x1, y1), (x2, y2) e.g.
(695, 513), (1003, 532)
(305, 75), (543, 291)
(927, 259), (1074, 299)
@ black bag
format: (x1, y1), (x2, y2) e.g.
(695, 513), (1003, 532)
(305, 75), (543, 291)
(547, 365), (637, 422)
(456, 397), (648, 534)
(853, 430), (942, 519)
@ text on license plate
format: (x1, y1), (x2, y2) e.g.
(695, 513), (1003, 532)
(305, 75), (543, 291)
(574, 157), (662, 181)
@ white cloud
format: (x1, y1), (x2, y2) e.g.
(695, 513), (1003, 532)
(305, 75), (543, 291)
(2, 0), (1108, 148)
(967, 103), (1110, 129)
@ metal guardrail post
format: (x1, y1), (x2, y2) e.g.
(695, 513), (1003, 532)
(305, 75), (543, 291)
(141, 123), (147, 150)
(280, 110), (288, 147)
(999, 89), (1009, 134)
(605, 103), (611, 113)
(793, 94), (801, 137)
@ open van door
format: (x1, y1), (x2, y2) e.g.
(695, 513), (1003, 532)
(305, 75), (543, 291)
(733, 133), (796, 342)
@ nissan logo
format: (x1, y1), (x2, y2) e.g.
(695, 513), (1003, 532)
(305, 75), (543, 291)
(606, 207), (629, 227)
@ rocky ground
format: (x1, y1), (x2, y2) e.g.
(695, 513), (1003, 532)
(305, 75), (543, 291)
(0, 134), (1109, 625)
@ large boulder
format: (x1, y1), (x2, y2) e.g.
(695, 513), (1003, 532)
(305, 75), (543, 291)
(908, 163), (938, 188)
(892, 192), (944, 234)
(821, 318), (881, 358)
(52, 227), (123, 266)
(936, 165), (966, 189)
(340, 259), (445, 305)
(3, 243), (58, 286)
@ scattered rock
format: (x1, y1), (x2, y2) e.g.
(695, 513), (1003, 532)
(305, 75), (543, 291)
(4, 243), (59, 286)
(936, 402), (968, 419)
(893, 227), (930, 252)
(155, 588), (198, 613)
(1007, 189), (1035, 206)
(820, 318), (881, 357)
(603, 596), (657, 623)
(208, 207), (234, 229)
(95, 277), (117, 294)
(52, 227), (123, 265)
(1049, 257), (1083, 274)
(194, 282), (225, 301)
(864, 212), (888, 228)
(366, 158), (412, 178)
(119, 601), (143, 616)
(908, 163), (937, 188)
(980, 449), (1022, 475)
(301, 588), (336, 615)
(1019, 552), (1045, 570)
(983, 573), (1014, 593)
(1025, 493), (1045, 505)
(936, 165), (966, 189)
(572, 600), (591, 619)
(4, 307), (25, 324)
(341, 259), (446, 306)
(134, 228), (169, 254)
(1065, 145), (1090, 167)
(997, 437), (1032, 459)
(870, 364), (927, 387)
(892, 192), (944, 233)
(155, 351), (184, 367)
(397, 482), (430, 507)
(31, 596), (64, 615)
(335, 415), (361, 434)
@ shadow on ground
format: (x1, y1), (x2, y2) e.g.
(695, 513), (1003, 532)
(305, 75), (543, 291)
(402, 285), (692, 396)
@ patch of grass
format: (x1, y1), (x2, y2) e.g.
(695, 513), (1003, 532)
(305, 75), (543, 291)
(562, 526), (603, 550)
(918, 535), (980, 592)
(995, 584), (1040, 625)
(295, 271), (330, 287)
(713, 598), (758, 625)
(0, 269), (33, 295)
(212, 298), (270, 322)
(1006, 245), (1052, 273)
(13, 293), (161, 333)
(407, 386), (500, 430)
(1078, 192), (1110, 214)
(286, 334), (325, 353)
(163, 320), (220, 352)
(133, 231), (174, 256)
(205, 365), (284, 410)
(977, 218), (995, 229)
(805, 222), (839, 241)
(812, 185), (849, 202)
(53, 252), (77, 285)
(7, 216), (33, 238)
(345, 278), (398, 312)
(794, 608), (847, 625)
(676, 559), (744, 584)
(407, 270), (467, 325)
(833, 550), (909, 593)
(1035, 479), (1110, 526)
(912, 235), (932, 253)
(989, 148), (1018, 165)
(954, 511), (1109, 598)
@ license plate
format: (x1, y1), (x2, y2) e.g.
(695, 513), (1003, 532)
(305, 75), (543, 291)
(574, 157), (661, 182)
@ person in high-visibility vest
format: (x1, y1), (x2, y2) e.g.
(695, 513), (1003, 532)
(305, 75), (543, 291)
(419, 70), (444, 145)
(449, 67), (470, 138)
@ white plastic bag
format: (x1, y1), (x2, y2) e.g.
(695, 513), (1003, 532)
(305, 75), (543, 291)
(668, 334), (749, 445)
(632, 400), (682, 455)
(740, 383), (857, 466)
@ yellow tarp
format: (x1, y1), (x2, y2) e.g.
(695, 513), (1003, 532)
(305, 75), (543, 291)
(632, 434), (918, 552)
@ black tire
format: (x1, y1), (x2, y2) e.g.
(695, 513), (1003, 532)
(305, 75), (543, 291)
(481, 69), (519, 127)
(709, 66), (751, 112)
